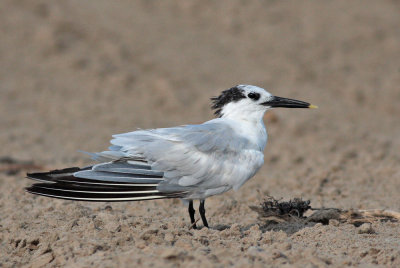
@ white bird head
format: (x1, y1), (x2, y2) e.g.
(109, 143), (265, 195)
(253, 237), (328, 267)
(211, 85), (317, 122)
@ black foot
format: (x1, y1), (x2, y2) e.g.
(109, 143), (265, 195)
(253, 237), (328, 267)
(199, 199), (209, 228)
(188, 200), (197, 229)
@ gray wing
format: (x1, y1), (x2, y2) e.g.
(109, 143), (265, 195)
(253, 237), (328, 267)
(97, 119), (257, 188)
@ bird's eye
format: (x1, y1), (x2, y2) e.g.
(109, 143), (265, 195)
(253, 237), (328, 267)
(248, 92), (260, 101)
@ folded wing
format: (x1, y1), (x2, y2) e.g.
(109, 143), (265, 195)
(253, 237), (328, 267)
(107, 120), (255, 189)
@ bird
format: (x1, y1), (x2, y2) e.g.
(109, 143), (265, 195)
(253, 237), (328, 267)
(26, 85), (317, 229)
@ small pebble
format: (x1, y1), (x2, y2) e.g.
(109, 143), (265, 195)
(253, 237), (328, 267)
(358, 223), (375, 234)
(247, 246), (264, 256)
(329, 219), (340, 227)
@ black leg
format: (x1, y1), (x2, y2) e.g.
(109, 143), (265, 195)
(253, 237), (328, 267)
(188, 200), (197, 229)
(199, 199), (209, 228)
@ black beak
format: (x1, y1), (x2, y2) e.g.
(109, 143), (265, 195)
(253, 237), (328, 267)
(261, 96), (317, 109)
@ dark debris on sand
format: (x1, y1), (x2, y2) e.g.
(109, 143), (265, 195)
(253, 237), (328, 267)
(261, 197), (311, 218)
(250, 196), (312, 225)
(251, 196), (400, 229)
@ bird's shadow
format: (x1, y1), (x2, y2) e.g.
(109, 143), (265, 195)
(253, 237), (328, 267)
(209, 220), (318, 235)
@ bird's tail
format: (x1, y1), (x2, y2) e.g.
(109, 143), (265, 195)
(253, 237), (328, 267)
(26, 161), (186, 202)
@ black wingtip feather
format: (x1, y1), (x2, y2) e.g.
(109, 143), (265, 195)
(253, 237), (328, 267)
(26, 163), (187, 202)
(26, 167), (89, 182)
(25, 184), (185, 202)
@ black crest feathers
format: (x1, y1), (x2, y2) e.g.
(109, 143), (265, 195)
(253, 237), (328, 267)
(211, 86), (246, 117)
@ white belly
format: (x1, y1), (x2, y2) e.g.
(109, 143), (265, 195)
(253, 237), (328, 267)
(199, 150), (264, 198)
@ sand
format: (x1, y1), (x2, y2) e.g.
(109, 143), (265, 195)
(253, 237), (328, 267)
(1, 0), (400, 267)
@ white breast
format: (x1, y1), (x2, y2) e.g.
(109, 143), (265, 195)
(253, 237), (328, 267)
(215, 119), (267, 192)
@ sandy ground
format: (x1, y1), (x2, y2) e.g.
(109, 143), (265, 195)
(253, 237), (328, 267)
(1, 0), (400, 267)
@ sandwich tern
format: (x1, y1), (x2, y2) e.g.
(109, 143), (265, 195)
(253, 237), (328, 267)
(26, 85), (317, 229)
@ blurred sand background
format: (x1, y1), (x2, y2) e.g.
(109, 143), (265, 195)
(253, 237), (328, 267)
(1, 0), (400, 267)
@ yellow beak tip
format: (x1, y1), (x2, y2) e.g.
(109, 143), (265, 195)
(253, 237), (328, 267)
(308, 104), (318, 109)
